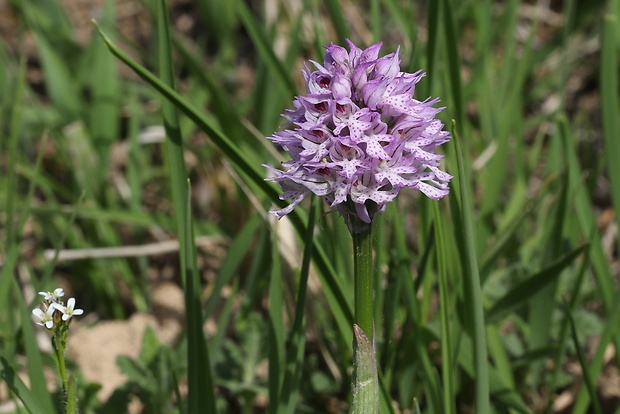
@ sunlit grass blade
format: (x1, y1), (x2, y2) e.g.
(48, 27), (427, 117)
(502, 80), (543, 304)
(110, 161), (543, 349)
(155, 0), (215, 410)
(452, 121), (489, 413)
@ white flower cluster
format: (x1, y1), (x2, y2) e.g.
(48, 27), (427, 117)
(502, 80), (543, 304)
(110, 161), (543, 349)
(32, 288), (84, 330)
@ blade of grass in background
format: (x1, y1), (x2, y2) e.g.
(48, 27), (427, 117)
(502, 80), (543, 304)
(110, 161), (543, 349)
(267, 232), (284, 414)
(601, 2), (620, 252)
(0, 358), (46, 414)
(236, 1), (296, 97)
(204, 216), (262, 317)
(156, 0), (215, 411)
(486, 244), (588, 323)
(16, 283), (56, 414)
(528, 132), (570, 388)
(569, 8), (620, 403)
(16, 0), (81, 119)
(546, 242), (591, 414)
(0, 54), (26, 318)
(441, 0), (463, 129)
(85, 0), (119, 178)
(565, 305), (603, 414)
(0, 61), (56, 414)
(279, 199), (317, 414)
(452, 122), (489, 414)
(93, 23), (355, 345)
(559, 111), (620, 376)
(432, 202), (456, 414)
(572, 291), (620, 414)
(424, 0), (440, 98)
(324, 0), (349, 45)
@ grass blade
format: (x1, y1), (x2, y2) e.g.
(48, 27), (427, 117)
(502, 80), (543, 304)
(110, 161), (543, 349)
(433, 201), (456, 414)
(267, 231), (284, 414)
(279, 198), (317, 413)
(93, 22), (355, 344)
(565, 305), (603, 414)
(0, 357), (46, 414)
(324, 0), (349, 45)
(155, 0), (215, 410)
(600, 5), (620, 250)
(235, 1), (296, 97)
(452, 121), (489, 413)
(85, 0), (119, 166)
(486, 244), (588, 324)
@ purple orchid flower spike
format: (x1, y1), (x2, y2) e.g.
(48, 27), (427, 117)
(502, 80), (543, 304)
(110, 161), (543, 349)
(265, 39), (452, 231)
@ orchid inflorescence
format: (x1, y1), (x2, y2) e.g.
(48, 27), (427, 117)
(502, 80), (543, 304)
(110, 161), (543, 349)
(32, 287), (84, 331)
(265, 40), (452, 227)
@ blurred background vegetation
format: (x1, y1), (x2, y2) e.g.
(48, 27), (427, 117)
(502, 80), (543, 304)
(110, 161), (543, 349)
(1, 0), (619, 413)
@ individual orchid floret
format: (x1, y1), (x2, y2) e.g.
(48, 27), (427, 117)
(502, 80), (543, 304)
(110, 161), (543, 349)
(38, 287), (65, 302)
(32, 303), (59, 330)
(59, 298), (84, 322)
(264, 39), (452, 229)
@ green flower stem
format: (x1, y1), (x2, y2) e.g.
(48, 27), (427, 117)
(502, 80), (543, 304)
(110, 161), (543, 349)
(52, 335), (68, 394)
(353, 222), (373, 344)
(66, 375), (78, 414)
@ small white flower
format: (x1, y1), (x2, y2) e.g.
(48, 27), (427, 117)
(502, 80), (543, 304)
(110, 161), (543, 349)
(38, 288), (65, 302)
(60, 298), (84, 321)
(32, 304), (58, 329)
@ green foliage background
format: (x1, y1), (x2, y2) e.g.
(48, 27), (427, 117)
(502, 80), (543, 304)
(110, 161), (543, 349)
(1, 0), (620, 413)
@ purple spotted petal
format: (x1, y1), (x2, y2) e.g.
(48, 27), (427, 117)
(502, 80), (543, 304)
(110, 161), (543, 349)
(265, 39), (452, 225)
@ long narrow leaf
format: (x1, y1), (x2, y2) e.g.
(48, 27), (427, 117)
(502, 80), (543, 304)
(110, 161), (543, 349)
(235, 1), (296, 97)
(452, 121), (489, 413)
(432, 201), (456, 414)
(267, 233), (284, 414)
(0, 357), (46, 414)
(155, 1), (215, 410)
(486, 244), (588, 324)
(280, 198), (317, 413)
(565, 305), (603, 414)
